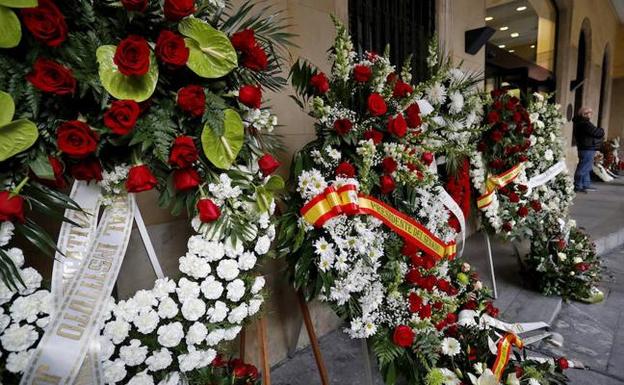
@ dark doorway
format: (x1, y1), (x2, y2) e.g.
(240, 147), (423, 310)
(574, 29), (586, 117)
(598, 50), (609, 129)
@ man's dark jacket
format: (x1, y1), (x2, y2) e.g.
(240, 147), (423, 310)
(573, 116), (604, 150)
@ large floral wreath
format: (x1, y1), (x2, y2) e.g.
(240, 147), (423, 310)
(278, 20), (568, 385)
(0, 0), (291, 383)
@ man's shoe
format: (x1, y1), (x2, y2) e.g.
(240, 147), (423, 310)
(574, 188), (587, 193)
(585, 187), (598, 192)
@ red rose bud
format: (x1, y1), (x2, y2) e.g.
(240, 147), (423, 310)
(392, 325), (414, 348)
(556, 238), (567, 250)
(173, 168), (201, 191)
(421, 152), (434, 165)
(21, 0), (67, 47)
(408, 292), (422, 313)
(435, 320), (447, 331)
(487, 110), (500, 124)
(353, 64), (372, 82)
(104, 100), (140, 135)
(517, 205), (529, 217)
(156, 30), (190, 67)
(177, 85), (206, 117)
(0, 191), (25, 223)
(125, 164), (158, 193)
(114, 35), (151, 76)
(197, 198), (220, 223)
(381, 157), (397, 174)
(69, 158), (103, 181)
(57, 120), (99, 158)
(392, 80), (413, 98)
(238, 85), (262, 109)
(363, 129), (383, 144)
(336, 161), (356, 178)
(310, 72), (330, 94)
(242, 44), (268, 72)
(418, 303), (432, 319)
(163, 0), (195, 21)
(367, 93), (387, 116)
(557, 357), (569, 370)
(333, 118), (353, 135)
(387, 114), (408, 138)
(575, 262), (590, 272)
(26, 58), (76, 95)
(379, 175), (395, 194)
(258, 154), (280, 176)
(231, 29), (257, 52)
(121, 0), (148, 11)
(169, 136), (199, 168)
(491, 88), (505, 98)
(406, 103), (422, 128)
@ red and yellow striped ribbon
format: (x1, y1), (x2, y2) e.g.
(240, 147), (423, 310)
(491, 333), (524, 381)
(300, 184), (456, 260)
(477, 162), (525, 210)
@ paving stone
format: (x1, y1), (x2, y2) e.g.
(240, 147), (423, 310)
(566, 368), (624, 385)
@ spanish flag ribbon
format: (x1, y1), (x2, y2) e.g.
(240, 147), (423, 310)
(477, 162), (525, 210)
(491, 333), (524, 381)
(300, 184), (456, 260)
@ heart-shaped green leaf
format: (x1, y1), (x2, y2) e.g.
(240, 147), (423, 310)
(0, 91), (15, 126)
(0, 119), (38, 161)
(201, 108), (244, 169)
(179, 18), (237, 78)
(29, 153), (54, 180)
(96, 45), (159, 102)
(0, 0), (37, 7)
(264, 175), (284, 191)
(255, 186), (273, 213)
(0, 6), (21, 49)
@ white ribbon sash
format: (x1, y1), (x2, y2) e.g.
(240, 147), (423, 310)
(436, 186), (466, 258)
(458, 309), (549, 335)
(526, 160), (567, 193)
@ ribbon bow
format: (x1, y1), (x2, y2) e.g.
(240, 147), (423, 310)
(301, 183), (456, 260)
(477, 162), (525, 210)
(491, 333), (524, 381)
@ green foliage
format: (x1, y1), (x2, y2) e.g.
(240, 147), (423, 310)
(130, 99), (178, 164)
(0, 6), (21, 49)
(179, 18), (238, 78)
(201, 109), (244, 169)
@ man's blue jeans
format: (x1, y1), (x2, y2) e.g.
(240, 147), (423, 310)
(574, 150), (595, 189)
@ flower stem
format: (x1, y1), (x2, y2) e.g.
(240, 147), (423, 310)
(11, 176), (29, 196)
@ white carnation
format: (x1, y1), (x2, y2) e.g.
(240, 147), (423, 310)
(186, 322), (208, 345)
(227, 303), (248, 324)
(226, 279), (246, 302)
(103, 359), (127, 384)
(208, 301), (228, 323)
(100, 336), (115, 361)
(158, 296), (179, 319)
(248, 297), (263, 316)
(152, 278), (176, 299)
(6, 247), (24, 268)
(251, 276), (265, 294)
(200, 276), (224, 300)
(0, 324), (38, 352)
(223, 326), (242, 341)
(181, 298), (206, 321)
(134, 309), (159, 334)
(133, 290), (157, 310)
(224, 237), (244, 258)
(238, 251), (257, 271)
(19, 267), (42, 295)
(157, 322), (184, 348)
(176, 278), (200, 301)
(0, 221), (15, 247)
(254, 235), (271, 255)
(146, 348), (173, 371)
(0, 311), (9, 333)
(206, 329), (225, 346)
(179, 253), (211, 279)
(119, 339), (148, 366)
(103, 319), (130, 345)
(216, 259), (239, 281)
(114, 299), (139, 323)
(127, 372), (154, 385)
(5, 349), (33, 373)
(178, 347), (201, 372)
(9, 290), (46, 323)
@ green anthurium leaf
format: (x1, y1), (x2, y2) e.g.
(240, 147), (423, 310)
(29, 153), (54, 180)
(255, 186), (273, 213)
(0, 90), (15, 126)
(0, 6), (21, 49)
(0, 0), (38, 7)
(179, 18), (237, 78)
(96, 45), (159, 102)
(201, 109), (244, 169)
(264, 175), (284, 191)
(0, 119), (38, 161)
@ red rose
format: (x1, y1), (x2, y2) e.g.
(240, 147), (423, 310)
(21, 0), (67, 47)
(211, 354), (227, 367)
(26, 58), (76, 95)
(513, 111), (523, 123)
(57, 120), (99, 158)
(169, 136), (198, 168)
(121, 0), (148, 11)
(445, 312), (458, 324)
(177, 85), (205, 117)
(353, 65), (372, 82)
(437, 279), (452, 294)
(493, 100), (503, 110)
(156, 30), (189, 67)
(242, 45), (268, 71)
(245, 364), (259, 380)
(35, 156), (66, 188)
(363, 129), (383, 144)
(490, 130), (503, 142)
(485, 301), (499, 317)
(336, 162), (356, 178)
(163, 0), (195, 21)
(379, 175), (395, 194)
(419, 303), (432, 319)
(406, 103), (422, 128)
(0, 191), (25, 223)
(502, 222), (513, 232)
(530, 200), (542, 211)
(392, 325), (414, 348)
(197, 198), (220, 222)
(517, 205), (529, 217)
(126, 164), (158, 193)
(491, 89), (506, 98)
(173, 168), (200, 191)
(69, 158), (103, 181)
(386, 72), (398, 84)
(387, 114), (407, 137)
(393, 80), (413, 98)
(557, 357), (569, 370)
(231, 29), (257, 52)
(463, 300), (478, 310)
(367, 93), (387, 116)
(508, 192), (520, 203)
(333, 119), (352, 135)
(556, 238), (567, 251)
(238, 85), (262, 109)
(405, 268), (420, 284)
(381, 157), (397, 174)
(408, 292), (422, 313)
(575, 262), (590, 272)
(258, 154), (280, 176)
(487, 110), (500, 124)
(104, 100), (140, 135)
(421, 152), (434, 165)
(233, 364), (248, 378)
(310, 72), (330, 94)
(114, 35), (151, 76)
(402, 241), (419, 257)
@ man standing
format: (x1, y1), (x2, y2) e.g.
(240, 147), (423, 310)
(573, 107), (604, 192)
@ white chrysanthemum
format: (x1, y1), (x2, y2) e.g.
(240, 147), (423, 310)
(127, 371), (154, 385)
(251, 276), (265, 294)
(157, 322), (184, 348)
(103, 319), (130, 345)
(186, 322), (208, 345)
(146, 348), (173, 371)
(119, 339), (148, 366)
(313, 238), (335, 258)
(200, 276), (224, 300)
(179, 253), (211, 279)
(448, 91), (465, 114)
(254, 235), (271, 255)
(441, 337), (461, 356)
(176, 278), (200, 301)
(206, 328), (225, 346)
(0, 221), (15, 247)
(6, 247), (24, 268)
(439, 368), (461, 385)
(226, 279), (246, 302)
(158, 296), (179, 319)
(426, 82), (447, 105)
(103, 359), (127, 384)
(208, 301), (228, 323)
(181, 298), (206, 321)
(134, 309), (159, 334)
(227, 303), (248, 324)
(216, 259), (240, 281)
(297, 169), (328, 200)
(152, 278), (176, 300)
(238, 251), (257, 271)
(0, 324), (38, 352)
(5, 349), (33, 374)
(528, 379), (541, 385)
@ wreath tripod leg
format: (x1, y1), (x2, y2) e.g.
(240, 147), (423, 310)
(258, 316), (272, 385)
(297, 291), (330, 385)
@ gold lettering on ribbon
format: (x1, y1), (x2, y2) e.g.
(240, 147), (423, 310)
(32, 366), (61, 385)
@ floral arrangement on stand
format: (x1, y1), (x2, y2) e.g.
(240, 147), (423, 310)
(278, 19), (569, 385)
(0, 0), (292, 383)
